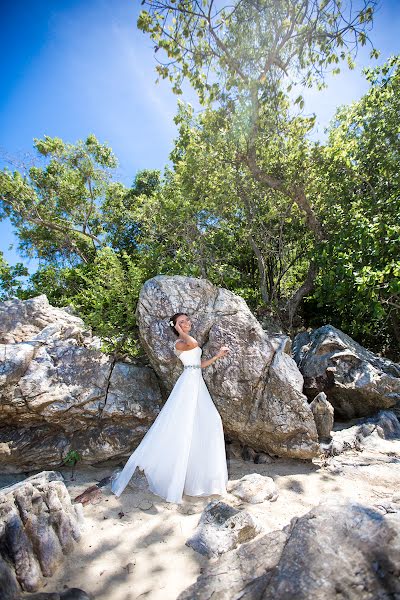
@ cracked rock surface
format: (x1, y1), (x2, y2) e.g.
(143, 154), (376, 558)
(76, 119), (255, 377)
(324, 409), (400, 456)
(178, 496), (400, 600)
(0, 471), (83, 596)
(185, 499), (263, 558)
(228, 472), (278, 504)
(136, 275), (319, 459)
(293, 324), (400, 419)
(0, 295), (162, 472)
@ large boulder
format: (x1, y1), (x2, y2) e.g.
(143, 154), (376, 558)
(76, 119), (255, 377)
(293, 324), (400, 419)
(136, 275), (319, 459)
(0, 471), (83, 595)
(0, 295), (162, 472)
(178, 497), (400, 599)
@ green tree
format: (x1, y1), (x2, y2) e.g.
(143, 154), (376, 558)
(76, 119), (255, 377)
(102, 169), (161, 253)
(0, 251), (29, 300)
(68, 246), (145, 357)
(0, 136), (162, 356)
(23, 246), (147, 357)
(306, 56), (400, 354)
(0, 134), (119, 265)
(138, 0), (378, 327)
(146, 101), (315, 321)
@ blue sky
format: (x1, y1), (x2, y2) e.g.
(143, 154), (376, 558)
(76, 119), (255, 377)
(1, 0), (399, 274)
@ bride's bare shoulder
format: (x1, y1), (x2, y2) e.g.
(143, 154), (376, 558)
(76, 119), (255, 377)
(175, 336), (199, 351)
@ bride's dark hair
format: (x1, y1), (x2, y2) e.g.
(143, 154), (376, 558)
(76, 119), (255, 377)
(169, 312), (189, 337)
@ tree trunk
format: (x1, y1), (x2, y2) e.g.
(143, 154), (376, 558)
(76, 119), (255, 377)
(285, 260), (318, 329)
(247, 234), (269, 304)
(391, 310), (400, 348)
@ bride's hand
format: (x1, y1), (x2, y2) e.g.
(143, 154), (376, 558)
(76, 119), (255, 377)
(217, 345), (229, 358)
(174, 321), (184, 334)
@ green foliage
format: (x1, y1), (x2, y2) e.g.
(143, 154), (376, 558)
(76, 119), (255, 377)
(137, 0), (379, 330)
(62, 449), (82, 466)
(1, 48), (398, 359)
(138, 0), (377, 106)
(0, 136), (157, 358)
(101, 169), (161, 252)
(24, 247), (147, 357)
(62, 449), (82, 480)
(0, 134), (120, 265)
(165, 102), (315, 314)
(306, 56), (400, 353)
(0, 251), (29, 300)
(70, 247), (145, 356)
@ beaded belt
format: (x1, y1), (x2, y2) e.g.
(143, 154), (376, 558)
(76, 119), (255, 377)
(184, 365), (202, 369)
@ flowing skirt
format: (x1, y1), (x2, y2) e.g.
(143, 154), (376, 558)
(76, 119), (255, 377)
(110, 369), (228, 504)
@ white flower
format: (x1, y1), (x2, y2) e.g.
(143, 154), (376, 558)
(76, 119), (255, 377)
(169, 320), (174, 326)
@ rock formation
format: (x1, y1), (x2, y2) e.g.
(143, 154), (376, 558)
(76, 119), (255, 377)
(309, 391), (334, 441)
(136, 275), (319, 459)
(1, 277), (322, 469)
(0, 295), (162, 472)
(0, 471), (83, 595)
(227, 473), (278, 504)
(178, 497), (400, 599)
(293, 325), (400, 419)
(185, 499), (263, 558)
(325, 409), (400, 456)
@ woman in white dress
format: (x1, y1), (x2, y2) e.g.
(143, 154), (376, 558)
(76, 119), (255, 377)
(110, 312), (230, 504)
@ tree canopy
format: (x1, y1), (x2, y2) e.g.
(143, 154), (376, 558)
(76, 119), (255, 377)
(0, 3), (398, 359)
(137, 0), (380, 326)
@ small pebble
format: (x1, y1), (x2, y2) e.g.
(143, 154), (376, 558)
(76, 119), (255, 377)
(138, 499), (153, 510)
(125, 561), (135, 573)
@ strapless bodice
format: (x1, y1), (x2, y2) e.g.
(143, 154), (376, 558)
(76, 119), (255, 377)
(173, 345), (202, 366)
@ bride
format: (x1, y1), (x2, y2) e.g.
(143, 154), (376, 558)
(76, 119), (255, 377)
(110, 312), (230, 504)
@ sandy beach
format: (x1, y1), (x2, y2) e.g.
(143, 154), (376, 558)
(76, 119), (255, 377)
(5, 435), (398, 600)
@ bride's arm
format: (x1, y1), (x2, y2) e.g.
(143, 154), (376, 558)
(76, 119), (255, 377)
(201, 355), (220, 368)
(201, 346), (229, 368)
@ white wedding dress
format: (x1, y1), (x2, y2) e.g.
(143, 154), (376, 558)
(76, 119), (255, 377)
(110, 340), (228, 504)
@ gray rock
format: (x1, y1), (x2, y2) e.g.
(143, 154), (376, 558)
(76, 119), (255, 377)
(1, 282), (320, 470)
(60, 589), (91, 600)
(20, 590), (90, 600)
(228, 473), (278, 504)
(20, 594), (60, 600)
(178, 497), (400, 599)
(0, 295), (162, 472)
(185, 500), (263, 558)
(136, 275), (319, 459)
(0, 471), (82, 593)
(254, 452), (273, 464)
(241, 445), (258, 462)
(226, 440), (243, 460)
(310, 392), (334, 441)
(325, 410), (400, 456)
(293, 324), (400, 419)
(0, 555), (19, 600)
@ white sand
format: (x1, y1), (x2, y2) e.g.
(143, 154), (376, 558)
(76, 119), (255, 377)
(9, 439), (400, 600)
